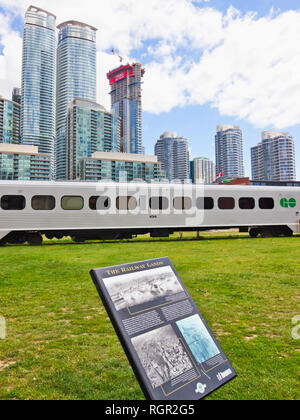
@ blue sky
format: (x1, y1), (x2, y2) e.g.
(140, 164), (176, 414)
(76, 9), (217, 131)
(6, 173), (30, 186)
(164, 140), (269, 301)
(142, 0), (300, 177)
(0, 0), (299, 178)
(210, 0), (300, 16)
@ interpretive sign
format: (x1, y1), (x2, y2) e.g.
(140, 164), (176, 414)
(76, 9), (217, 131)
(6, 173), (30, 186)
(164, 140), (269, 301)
(90, 257), (236, 400)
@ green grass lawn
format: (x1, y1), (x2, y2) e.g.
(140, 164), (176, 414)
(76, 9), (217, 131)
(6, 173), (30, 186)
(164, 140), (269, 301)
(0, 233), (299, 400)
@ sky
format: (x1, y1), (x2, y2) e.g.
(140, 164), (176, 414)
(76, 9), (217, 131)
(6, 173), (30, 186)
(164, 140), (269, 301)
(0, 0), (300, 178)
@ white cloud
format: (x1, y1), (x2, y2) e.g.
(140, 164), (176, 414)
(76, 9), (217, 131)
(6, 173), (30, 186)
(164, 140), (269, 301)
(143, 6), (300, 129)
(0, 1), (300, 129)
(0, 12), (22, 99)
(203, 9), (300, 128)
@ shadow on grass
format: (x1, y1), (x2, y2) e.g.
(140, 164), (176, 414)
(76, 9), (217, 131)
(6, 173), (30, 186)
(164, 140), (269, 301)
(2, 233), (299, 248)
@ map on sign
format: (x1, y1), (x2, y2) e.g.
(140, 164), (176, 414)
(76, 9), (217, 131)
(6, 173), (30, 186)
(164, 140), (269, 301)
(90, 258), (237, 400)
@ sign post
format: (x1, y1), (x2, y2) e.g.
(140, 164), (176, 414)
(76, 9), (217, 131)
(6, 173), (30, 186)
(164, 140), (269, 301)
(91, 257), (236, 400)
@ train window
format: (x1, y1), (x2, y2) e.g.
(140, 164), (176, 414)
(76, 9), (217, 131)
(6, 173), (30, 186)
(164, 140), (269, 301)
(173, 197), (192, 210)
(149, 197), (169, 210)
(218, 197), (235, 210)
(89, 196), (110, 210)
(239, 197), (255, 210)
(116, 196), (137, 211)
(196, 197), (214, 210)
(1, 195), (26, 211)
(32, 196), (55, 211)
(61, 196), (84, 211)
(259, 198), (274, 210)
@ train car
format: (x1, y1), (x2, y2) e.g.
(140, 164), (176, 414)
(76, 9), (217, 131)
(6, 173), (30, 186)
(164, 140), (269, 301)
(0, 181), (299, 246)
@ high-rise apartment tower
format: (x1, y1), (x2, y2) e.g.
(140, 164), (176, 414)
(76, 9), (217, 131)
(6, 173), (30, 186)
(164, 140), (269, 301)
(190, 157), (216, 184)
(67, 99), (121, 180)
(215, 125), (245, 179)
(56, 21), (97, 180)
(107, 63), (145, 154)
(21, 6), (56, 161)
(12, 88), (21, 105)
(155, 132), (190, 182)
(0, 96), (20, 144)
(251, 131), (296, 182)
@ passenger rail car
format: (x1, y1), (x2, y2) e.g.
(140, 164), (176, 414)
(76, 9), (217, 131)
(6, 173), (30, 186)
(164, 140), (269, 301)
(0, 181), (299, 246)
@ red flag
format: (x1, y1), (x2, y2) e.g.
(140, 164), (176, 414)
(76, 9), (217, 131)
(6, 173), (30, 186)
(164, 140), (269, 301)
(216, 171), (223, 181)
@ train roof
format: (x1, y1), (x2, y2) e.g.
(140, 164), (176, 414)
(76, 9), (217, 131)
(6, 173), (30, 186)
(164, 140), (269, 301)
(0, 180), (300, 192)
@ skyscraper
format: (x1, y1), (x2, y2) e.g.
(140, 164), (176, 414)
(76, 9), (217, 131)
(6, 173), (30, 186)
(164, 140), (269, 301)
(0, 96), (20, 144)
(251, 131), (296, 182)
(12, 88), (21, 105)
(107, 63), (145, 154)
(21, 6), (56, 159)
(56, 21), (97, 180)
(67, 99), (121, 180)
(155, 132), (190, 182)
(190, 157), (215, 184)
(215, 125), (244, 179)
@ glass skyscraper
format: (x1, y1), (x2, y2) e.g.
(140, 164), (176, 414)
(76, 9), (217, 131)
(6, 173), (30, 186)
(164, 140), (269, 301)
(215, 125), (245, 179)
(21, 6), (56, 159)
(67, 99), (121, 180)
(251, 131), (296, 182)
(12, 88), (21, 105)
(155, 132), (190, 182)
(107, 63), (145, 155)
(56, 21), (97, 180)
(190, 157), (216, 185)
(0, 97), (20, 144)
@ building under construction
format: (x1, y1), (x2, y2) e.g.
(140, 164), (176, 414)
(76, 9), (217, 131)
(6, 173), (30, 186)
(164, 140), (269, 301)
(107, 63), (145, 155)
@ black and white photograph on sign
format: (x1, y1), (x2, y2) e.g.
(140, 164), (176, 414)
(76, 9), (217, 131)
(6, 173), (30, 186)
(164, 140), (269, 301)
(103, 266), (184, 312)
(131, 324), (194, 389)
(176, 315), (220, 364)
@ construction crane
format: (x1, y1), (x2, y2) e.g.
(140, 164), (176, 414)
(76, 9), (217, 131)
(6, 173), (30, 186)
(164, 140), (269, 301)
(111, 49), (124, 63)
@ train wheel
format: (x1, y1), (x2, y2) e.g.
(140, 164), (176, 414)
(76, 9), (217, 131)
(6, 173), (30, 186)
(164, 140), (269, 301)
(249, 229), (259, 238)
(28, 233), (43, 246)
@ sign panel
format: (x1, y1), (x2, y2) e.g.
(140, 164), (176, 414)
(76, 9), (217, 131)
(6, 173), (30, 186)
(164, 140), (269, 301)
(90, 258), (236, 400)
(109, 68), (134, 85)
(109, 70), (127, 85)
